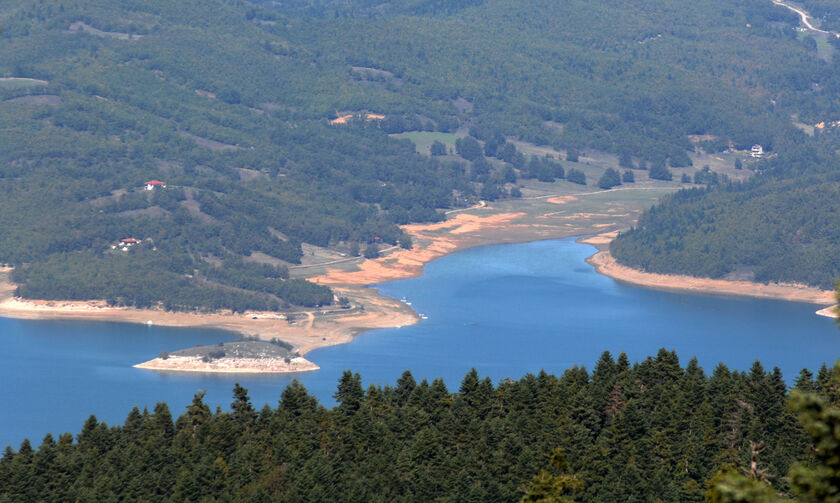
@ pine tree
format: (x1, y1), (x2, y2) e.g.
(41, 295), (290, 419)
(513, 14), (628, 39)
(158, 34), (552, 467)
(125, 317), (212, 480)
(279, 379), (318, 417)
(795, 369), (816, 393)
(521, 447), (582, 502)
(335, 371), (365, 414)
(395, 370), (416, 405)
(597, 168), (622, 189)
(231, 383), (256, 426)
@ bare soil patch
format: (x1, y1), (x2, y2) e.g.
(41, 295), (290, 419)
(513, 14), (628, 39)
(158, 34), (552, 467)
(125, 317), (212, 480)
(546, 196), (578, 205)
(236, 168), (263, 182)
(194, 89), (217, 99)
(66, 21), (143, 41)
(329, 112), (385, 125)
(135, 356), (318, 373)
(5, 95), (61, 106)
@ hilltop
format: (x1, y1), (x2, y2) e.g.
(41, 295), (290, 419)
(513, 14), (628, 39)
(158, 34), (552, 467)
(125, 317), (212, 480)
(0, 0), (835, 311)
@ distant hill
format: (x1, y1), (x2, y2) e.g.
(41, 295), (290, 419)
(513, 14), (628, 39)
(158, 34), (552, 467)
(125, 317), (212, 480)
(0, 0), (834, 307)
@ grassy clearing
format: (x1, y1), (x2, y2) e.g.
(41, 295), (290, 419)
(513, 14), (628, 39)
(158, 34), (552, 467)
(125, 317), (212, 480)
(170, 340), (294, 359)
(390, 131), (461, 155)
(0, 78), (48, 89)
(796, 30), (834, 61)
(816, 36), (834, 61)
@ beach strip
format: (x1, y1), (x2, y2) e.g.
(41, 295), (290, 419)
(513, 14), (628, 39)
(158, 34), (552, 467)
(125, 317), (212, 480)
(586, 248), (835, 307)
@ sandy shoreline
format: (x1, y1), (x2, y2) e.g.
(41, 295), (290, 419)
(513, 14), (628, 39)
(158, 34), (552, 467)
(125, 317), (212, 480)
(134, 355), (319, 373)
(0, 280), (418, 373)
(0, 208), (582, 374)
(583, 242), (836, 310)
(4, 194), (837, 373)
(312, 212), (530, 285)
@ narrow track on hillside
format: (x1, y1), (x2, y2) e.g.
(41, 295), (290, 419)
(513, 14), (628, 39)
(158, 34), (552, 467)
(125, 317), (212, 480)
(288, 246), (399, 270)
(772, 0), (840, 37)
(523, 185), (678, 201)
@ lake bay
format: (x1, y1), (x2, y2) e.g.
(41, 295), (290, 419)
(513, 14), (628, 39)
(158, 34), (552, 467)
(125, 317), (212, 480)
(2, 238), (838, 449)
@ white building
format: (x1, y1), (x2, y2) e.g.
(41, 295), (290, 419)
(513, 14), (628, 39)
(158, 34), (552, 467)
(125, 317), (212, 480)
(144, 180), (167, 191)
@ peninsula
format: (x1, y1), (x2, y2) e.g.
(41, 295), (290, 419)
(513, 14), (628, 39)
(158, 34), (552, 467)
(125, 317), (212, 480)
(133, 340), (320, 373)
(581, 233), (836, 309)
(3, 164), (836, 375)
(0, 171), (684, 372)
(4, 152), (836, 374)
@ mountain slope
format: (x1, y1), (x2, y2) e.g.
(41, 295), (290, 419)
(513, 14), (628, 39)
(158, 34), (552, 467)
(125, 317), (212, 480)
(0, 0), (834, 307)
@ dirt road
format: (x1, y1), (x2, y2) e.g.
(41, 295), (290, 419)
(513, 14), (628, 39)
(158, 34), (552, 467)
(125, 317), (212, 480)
(772, 0), (840, 37)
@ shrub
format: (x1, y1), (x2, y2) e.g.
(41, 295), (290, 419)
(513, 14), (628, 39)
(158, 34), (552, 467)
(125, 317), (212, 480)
(363, 244), (380, 259)
(597, 168), (622, 189)
(566, 168), (586, 185)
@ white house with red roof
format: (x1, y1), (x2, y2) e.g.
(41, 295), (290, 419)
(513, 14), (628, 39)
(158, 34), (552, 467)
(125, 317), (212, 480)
(113, 238), (141, 252)
(144, 180), (167, 191)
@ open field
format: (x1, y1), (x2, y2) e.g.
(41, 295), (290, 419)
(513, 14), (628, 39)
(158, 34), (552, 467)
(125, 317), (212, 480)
(0, 78), (48, 89)
(390, 131), (462, 155)
(510, 138), (753, 185)
(65, 21), (143, 41)
(311, 182), (680, 284)
(392, 131), (753, 188)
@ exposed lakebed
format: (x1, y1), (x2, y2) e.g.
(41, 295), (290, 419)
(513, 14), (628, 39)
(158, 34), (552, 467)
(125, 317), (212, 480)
(2, 238), (839, 449)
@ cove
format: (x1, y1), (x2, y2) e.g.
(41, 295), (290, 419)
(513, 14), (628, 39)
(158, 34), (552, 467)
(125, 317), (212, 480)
(2, 237), (839, 450)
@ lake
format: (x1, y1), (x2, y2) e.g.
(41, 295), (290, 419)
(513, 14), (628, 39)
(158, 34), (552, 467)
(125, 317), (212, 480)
(2, 237), (839, 450)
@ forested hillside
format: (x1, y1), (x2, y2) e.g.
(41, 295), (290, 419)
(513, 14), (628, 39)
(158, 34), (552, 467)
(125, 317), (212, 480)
(611, 134), (840, 288)
(0, 349), (835, 502)
(1, 0), (836, 308)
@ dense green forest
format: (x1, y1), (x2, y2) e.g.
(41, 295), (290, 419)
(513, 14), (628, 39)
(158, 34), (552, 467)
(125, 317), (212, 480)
(0, 0), (838, 308)
(611, 135), (840, 289)
(2, 349), (839, 502)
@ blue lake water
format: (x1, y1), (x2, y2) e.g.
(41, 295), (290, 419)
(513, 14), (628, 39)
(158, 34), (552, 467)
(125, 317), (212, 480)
(2, 237), (839, 449)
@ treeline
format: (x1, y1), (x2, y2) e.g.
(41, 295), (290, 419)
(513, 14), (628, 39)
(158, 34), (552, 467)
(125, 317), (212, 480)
(0, 349), (830, 501)
(200, 258), (333, 308)
(0, 0), (478, 309)
(611, 139), (840, 288)
(11, 250), (332, 311)
(0, 0), (837, 308)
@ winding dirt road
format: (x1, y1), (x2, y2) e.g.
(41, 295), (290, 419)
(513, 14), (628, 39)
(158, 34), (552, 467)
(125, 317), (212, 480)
(772, 0), (840, 37)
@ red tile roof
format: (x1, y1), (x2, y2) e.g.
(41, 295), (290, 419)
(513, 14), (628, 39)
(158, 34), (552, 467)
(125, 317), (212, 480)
(145, 180), (166, 185)
(120, 238), (139, 243)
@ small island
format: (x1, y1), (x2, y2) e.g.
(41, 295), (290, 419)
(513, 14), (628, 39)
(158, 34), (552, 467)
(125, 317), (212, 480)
(134, 340), (319, 374)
